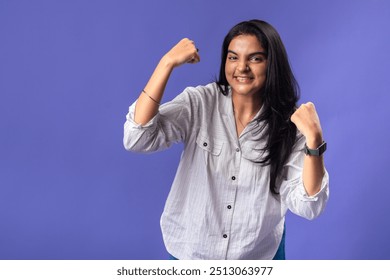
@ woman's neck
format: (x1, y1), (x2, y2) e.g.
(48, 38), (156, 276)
(232, 92), (262, 136)
(232, 92), (262, 118)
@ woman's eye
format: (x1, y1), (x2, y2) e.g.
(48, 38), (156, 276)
(227, 56), (237, 61)
(250, 56), (264, 62)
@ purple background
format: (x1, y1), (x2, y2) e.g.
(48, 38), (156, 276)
(1, 0), (390, 260)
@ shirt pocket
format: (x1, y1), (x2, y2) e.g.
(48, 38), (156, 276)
(241, 143), (266, 163)
(195, 133), (224, 170)
(195, 134), (223, 156)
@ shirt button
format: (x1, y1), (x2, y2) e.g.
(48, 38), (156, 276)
(231, 176), (236, 180)
(203, 142), (207, 147)
(227, 205), (232, 209)
(236, 148), (240, 152)
(223, 234), (228, 238)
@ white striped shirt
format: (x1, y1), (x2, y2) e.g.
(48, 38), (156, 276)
(123, 82), (329, 260)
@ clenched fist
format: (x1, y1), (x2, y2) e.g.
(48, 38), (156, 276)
(162, 38), (200, 68)
(290, 102), (323, 148)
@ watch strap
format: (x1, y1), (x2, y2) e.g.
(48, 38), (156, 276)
(304, 141), (327, 156)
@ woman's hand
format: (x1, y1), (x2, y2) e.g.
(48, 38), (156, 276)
(134, 38), (200, 125)
(291, 102), (326, 196)
(290, 102), (323, 148)
(162, 38), (200, 68)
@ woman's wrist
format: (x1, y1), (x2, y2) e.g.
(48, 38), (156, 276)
(160, 54), (177, 70)
(305, 133), (323, 149)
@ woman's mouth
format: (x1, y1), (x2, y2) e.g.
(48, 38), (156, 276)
(234, 76), (254, 83)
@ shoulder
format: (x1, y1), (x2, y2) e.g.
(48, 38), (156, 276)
(174, 82), (224, 106)
(182, 82), (221, 98)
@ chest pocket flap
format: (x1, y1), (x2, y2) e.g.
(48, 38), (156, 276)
(241, 144), (266, 162)
(196, 134), (223, 156)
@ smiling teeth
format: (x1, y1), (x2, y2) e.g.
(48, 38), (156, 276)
(236, 77), (251, 82)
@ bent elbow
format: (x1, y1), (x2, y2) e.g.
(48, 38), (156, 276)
(301, 199), (328, 221)
(123, 135), (134, 151)
(123, 121), (145, 152)
(304, 208), (324, 221)
(123, 133), (146, 152)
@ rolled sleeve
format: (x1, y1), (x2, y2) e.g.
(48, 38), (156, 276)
(123, 90), (193, 153)
(297, 170), (329, 202)
(123, 100), (161, 152)
(279, 134), (330, 220)
(125, 101), (159, 130)
(281, 170), (329, 220)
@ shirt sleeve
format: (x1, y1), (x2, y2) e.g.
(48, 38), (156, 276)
(279, 134), (330, 220)
(123, 89), (194, 153)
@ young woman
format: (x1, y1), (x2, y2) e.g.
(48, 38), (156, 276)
(124, 19), (329, 260)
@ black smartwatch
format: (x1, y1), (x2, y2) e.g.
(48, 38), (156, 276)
(304, 141), (327, 156)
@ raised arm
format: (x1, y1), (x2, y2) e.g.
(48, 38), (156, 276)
(290, 102), (326, 196)
(134, 38), (200, 125)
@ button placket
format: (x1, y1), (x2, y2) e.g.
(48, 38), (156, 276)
(221, 140), (240, 256)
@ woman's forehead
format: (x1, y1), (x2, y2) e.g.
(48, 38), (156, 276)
(228, 34), (265, 52)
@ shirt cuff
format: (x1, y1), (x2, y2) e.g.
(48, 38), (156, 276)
(126, 100), (158, 129)
(294, 170), (329, 202)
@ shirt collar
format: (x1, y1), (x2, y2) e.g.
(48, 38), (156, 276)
(219, 85), (267, 138)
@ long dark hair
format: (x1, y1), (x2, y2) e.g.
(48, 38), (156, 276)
(217, 20), (300, 194)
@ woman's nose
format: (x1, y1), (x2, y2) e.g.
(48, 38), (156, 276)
(237, 61), (249, 72)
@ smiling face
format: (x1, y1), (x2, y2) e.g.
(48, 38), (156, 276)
(225, 34), (267, 98)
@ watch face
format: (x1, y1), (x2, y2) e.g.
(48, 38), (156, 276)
(319, 142), (327, 155)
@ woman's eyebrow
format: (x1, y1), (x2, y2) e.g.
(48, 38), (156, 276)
(227, 50), (267, 56)
(227, 50), (238, 55)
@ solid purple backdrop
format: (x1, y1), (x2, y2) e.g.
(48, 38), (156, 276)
(1, 0), (390, 259)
